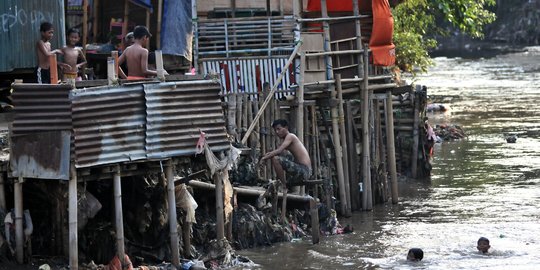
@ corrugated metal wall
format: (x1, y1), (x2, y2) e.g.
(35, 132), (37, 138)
(0, 0), (66, 72)
(11, 84), (72, 135)
(144, 80), (230, 159)
(71, 85), (147, 168)
(11, 81), (230, 170)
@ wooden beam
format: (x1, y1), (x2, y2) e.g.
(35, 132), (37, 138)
(166, 160), (180, 267)
(157, 0), (163, 49)
(92, 0), (99, 42)
(113, 165), (126, 264)
(69, 165), (79, 270)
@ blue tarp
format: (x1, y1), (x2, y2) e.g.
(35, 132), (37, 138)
(161, 0), (192, 60)
(130, 0), (152, 10)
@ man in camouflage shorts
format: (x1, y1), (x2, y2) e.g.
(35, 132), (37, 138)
(260, 119), (312, 187)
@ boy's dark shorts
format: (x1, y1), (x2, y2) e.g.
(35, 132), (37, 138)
(35, 67), (50, 84)
(276, 155), (312, 186)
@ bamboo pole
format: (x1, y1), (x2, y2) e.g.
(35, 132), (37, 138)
(310, 198), (320, 244)
(49, 55), (58, 84)
(183, 216), (192, 258)
(192, 0), (199, 72)
(352, 0), (364, 76)
(411, 92), (420, 178)
(0, 173), (5, 213)
(345, 101), (359, 210)
(336, 75), (352, 216)
(312, 106), (321, 197)
(374, 99), (387, 202)
(377, 100), (388, 202)
(157, 0), (163, 49)
(296, 52), (305, 144)
(320, 0), (334, 81)
(166, 160), (180, 267)
(113, 165), (126, 264)
(385, 91), (399, 204)
(83, 0), (88, 51)
(214, 171), (225, 240)
(14, 176), (23, 264)
(146, 9), (151, 48)
(280, 176), (287, 223)
(123, 0), (129, 39)
(331, 85), (350, 216)
(93, 0), (99, 43)
(361, 49), (373, 210)
(241, 41), (302, 145)
(69, 165), (78, 270)
(236, 94), (243, 141)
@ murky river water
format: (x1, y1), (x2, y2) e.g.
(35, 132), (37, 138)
(239, 48), (540, 269)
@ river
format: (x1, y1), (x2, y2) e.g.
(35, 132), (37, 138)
(239, 48), (540, 269)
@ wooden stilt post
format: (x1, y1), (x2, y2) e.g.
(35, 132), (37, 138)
(183, 216), (192, 258)
(191, 0), (198, 71)
(361, 49), (373, 210)
(336, 75), (352, 215)
(123, 0), (129, 38)
(374, 99), (387, 202)
(166, 160), (180, 267)
(297, 52), (306, 195)
(0, 173), (6, 213)
(310, 198), (320, 244)
(113, 165), (126, 264)
(146, 9), (151, 48)
(93, 0), (99, 43)
(157, 0), (163, 49)
(297, 53), (305, 145)
(385, 91), (399, 203)
(411, 91), (420, 178)
(215, 171), (225, 240)
(280, 175), (287, 223)
(69, 165), (79, 270)
(331, 77), (350, 216)
(14, 176), (24, 264)
(83, 0), (88, 51)
(345, 101), (359, 210)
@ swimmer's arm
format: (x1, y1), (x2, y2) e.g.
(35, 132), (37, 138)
(76, 48), (87, 69)
(261, 135), (293, 161)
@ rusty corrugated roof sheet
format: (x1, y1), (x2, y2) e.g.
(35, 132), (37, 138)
(0, 0), (66, 72)
(71, 85), (147, 168)
(11, 83), (72, 136)
(144, 80), (230, 158)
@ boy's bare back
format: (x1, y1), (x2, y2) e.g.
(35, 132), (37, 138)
(121, 44), (150, 77)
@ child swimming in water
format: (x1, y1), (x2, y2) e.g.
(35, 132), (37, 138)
(477, 237), (491, 254)
(407, 248), (424, 261)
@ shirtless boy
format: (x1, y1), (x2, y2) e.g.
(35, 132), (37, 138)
(118, 26), (166, 79)
(61, 28), (87, 82)
(260, 119), (312, 186)
(36, 22), (62, 84)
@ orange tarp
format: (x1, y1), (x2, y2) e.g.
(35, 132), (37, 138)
(306, 0), (395, 67)
(306, 0), (372, 12)
(369, 0), (395, 66)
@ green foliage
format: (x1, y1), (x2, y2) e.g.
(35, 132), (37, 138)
(392, 0), (496, 74)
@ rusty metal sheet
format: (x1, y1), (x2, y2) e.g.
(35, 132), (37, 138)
(10, 131), (70, 180)
(0, 0), (65, 72)
(144, 80), (230, 159)
(11, 83), (72, 136)
(71, 85), (147, 168)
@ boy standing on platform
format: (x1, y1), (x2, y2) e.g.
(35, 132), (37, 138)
(60, 28), (87, 82)
(35, 22), (62, 84)
(118, 26), (167, 79)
